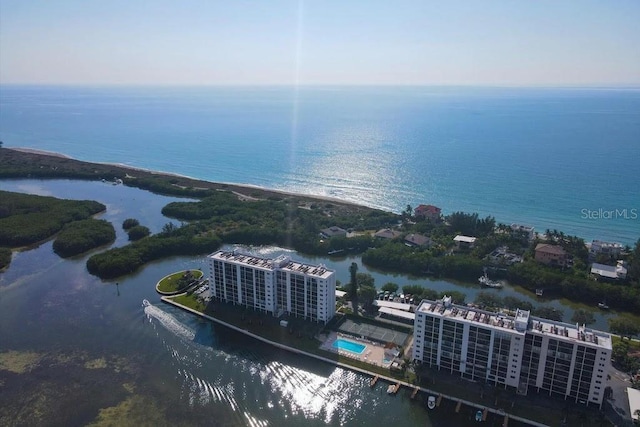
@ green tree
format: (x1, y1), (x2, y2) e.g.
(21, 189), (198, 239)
(474, 291), (502, 310)
(356, 273), (375, 289)
(381, 282), (399, 293)
(609, 317), (640, 340)
(127, 225), (151, 241)
(359, 285), (378, 313)
(532, 306), (564, 322)
(348, 262), (359, 313)
(570, 309), (595, 326)
(122, 218), (140, 230)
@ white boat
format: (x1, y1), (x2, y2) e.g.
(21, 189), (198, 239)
(142, 299), (151, 307)
(475, 410), (483, 422)
(598, 301), (609, 309)
(387, 384), (395, 394)
(427, 395), (436, 410)
(478, 273), (503, 288)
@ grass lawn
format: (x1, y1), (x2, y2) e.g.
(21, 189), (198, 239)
(169, 294), (206, 312)
(157, 270), (203, 293)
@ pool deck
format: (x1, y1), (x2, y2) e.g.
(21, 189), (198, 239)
(320, 332), (391, 368)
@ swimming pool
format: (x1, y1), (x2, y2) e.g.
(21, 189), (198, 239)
(332, 338), (366, 354)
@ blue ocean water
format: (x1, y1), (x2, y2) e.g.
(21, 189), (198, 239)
(1, 85), (638, 244)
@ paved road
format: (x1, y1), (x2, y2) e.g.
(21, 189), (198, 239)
(604, 366), (634, 426)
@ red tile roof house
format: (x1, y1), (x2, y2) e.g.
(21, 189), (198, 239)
(534, 243), (569, 267)
(414, 204), (441, 222)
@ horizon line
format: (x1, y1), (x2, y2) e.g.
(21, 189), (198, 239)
(2, 82), (640, 90)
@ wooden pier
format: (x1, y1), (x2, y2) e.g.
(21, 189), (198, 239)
(436, 394), (442, 407)
(455, 401), (462, 413)
(410, 386), (420, 399)
(370, 375), (379, 388)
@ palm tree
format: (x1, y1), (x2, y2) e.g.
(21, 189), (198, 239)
(349, 262), (359, 315)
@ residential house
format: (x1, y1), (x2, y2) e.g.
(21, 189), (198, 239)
(534, 243), (568, 267)
(320, 226), (347, 239)
(453, 235), (476, 250)
(414, 204), (441, 222)
(588, 240), (623, 259)
(374, 229), (402, 240)
(404, 233), (432, 248)
(510, 224), (535, 241)
(591, 261), (627, 280)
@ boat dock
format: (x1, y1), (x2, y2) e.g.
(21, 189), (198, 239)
(162, 296), (549, 427)
(370, 375), (379, 388)
(410, 386), (420, 399)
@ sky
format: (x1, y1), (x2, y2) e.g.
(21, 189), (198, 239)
(1, 0), (639, 86)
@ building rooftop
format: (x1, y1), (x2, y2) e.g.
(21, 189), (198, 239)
(209, 250), (334, 279)
(529, 316), (612, 350)
(416, 298), (525, 335)
(511, 223), (534, 232)
(378, 306), (415, 321)
(374, 229), (402, 239)
(415, 204), (441, 214)
(453, 235), (476, 243)
(535, 243), (567, 256)
(416, 297), (612, 349)
(374, 300), (412, 312)
(404, 233), (431, 246)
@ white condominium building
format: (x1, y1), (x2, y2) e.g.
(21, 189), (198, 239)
(413, 296), (612, 407)
(207, 250), (336, 323)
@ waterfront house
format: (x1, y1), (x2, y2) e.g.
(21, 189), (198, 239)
(510, 224), (535, 241)
(488, 246), (523, 265)
(414, 204), (441, 222)
(320, 226), (347, 239)
(404, 233), (432, 248)
(453, 235), (476, 250)
(588, 240), (623, 259)
(590, 261), (627, 280)
(412, 296), (612, 408)
(534, 243), (568, 267)
(374, 228), (402, 240)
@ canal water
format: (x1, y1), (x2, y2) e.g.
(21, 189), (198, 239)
(0, 179), (617, 426)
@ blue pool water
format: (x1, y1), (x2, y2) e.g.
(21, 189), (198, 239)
(333, 338), (366, 354)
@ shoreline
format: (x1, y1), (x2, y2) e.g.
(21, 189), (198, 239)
(0, 147), (637, 247)
(3, 147), (374, 211)
(161, 295), (545, 427)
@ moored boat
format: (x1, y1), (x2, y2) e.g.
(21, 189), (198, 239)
(478, 273), (503, 288)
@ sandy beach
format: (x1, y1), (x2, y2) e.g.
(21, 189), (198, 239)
(1, 147), (376, 213)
